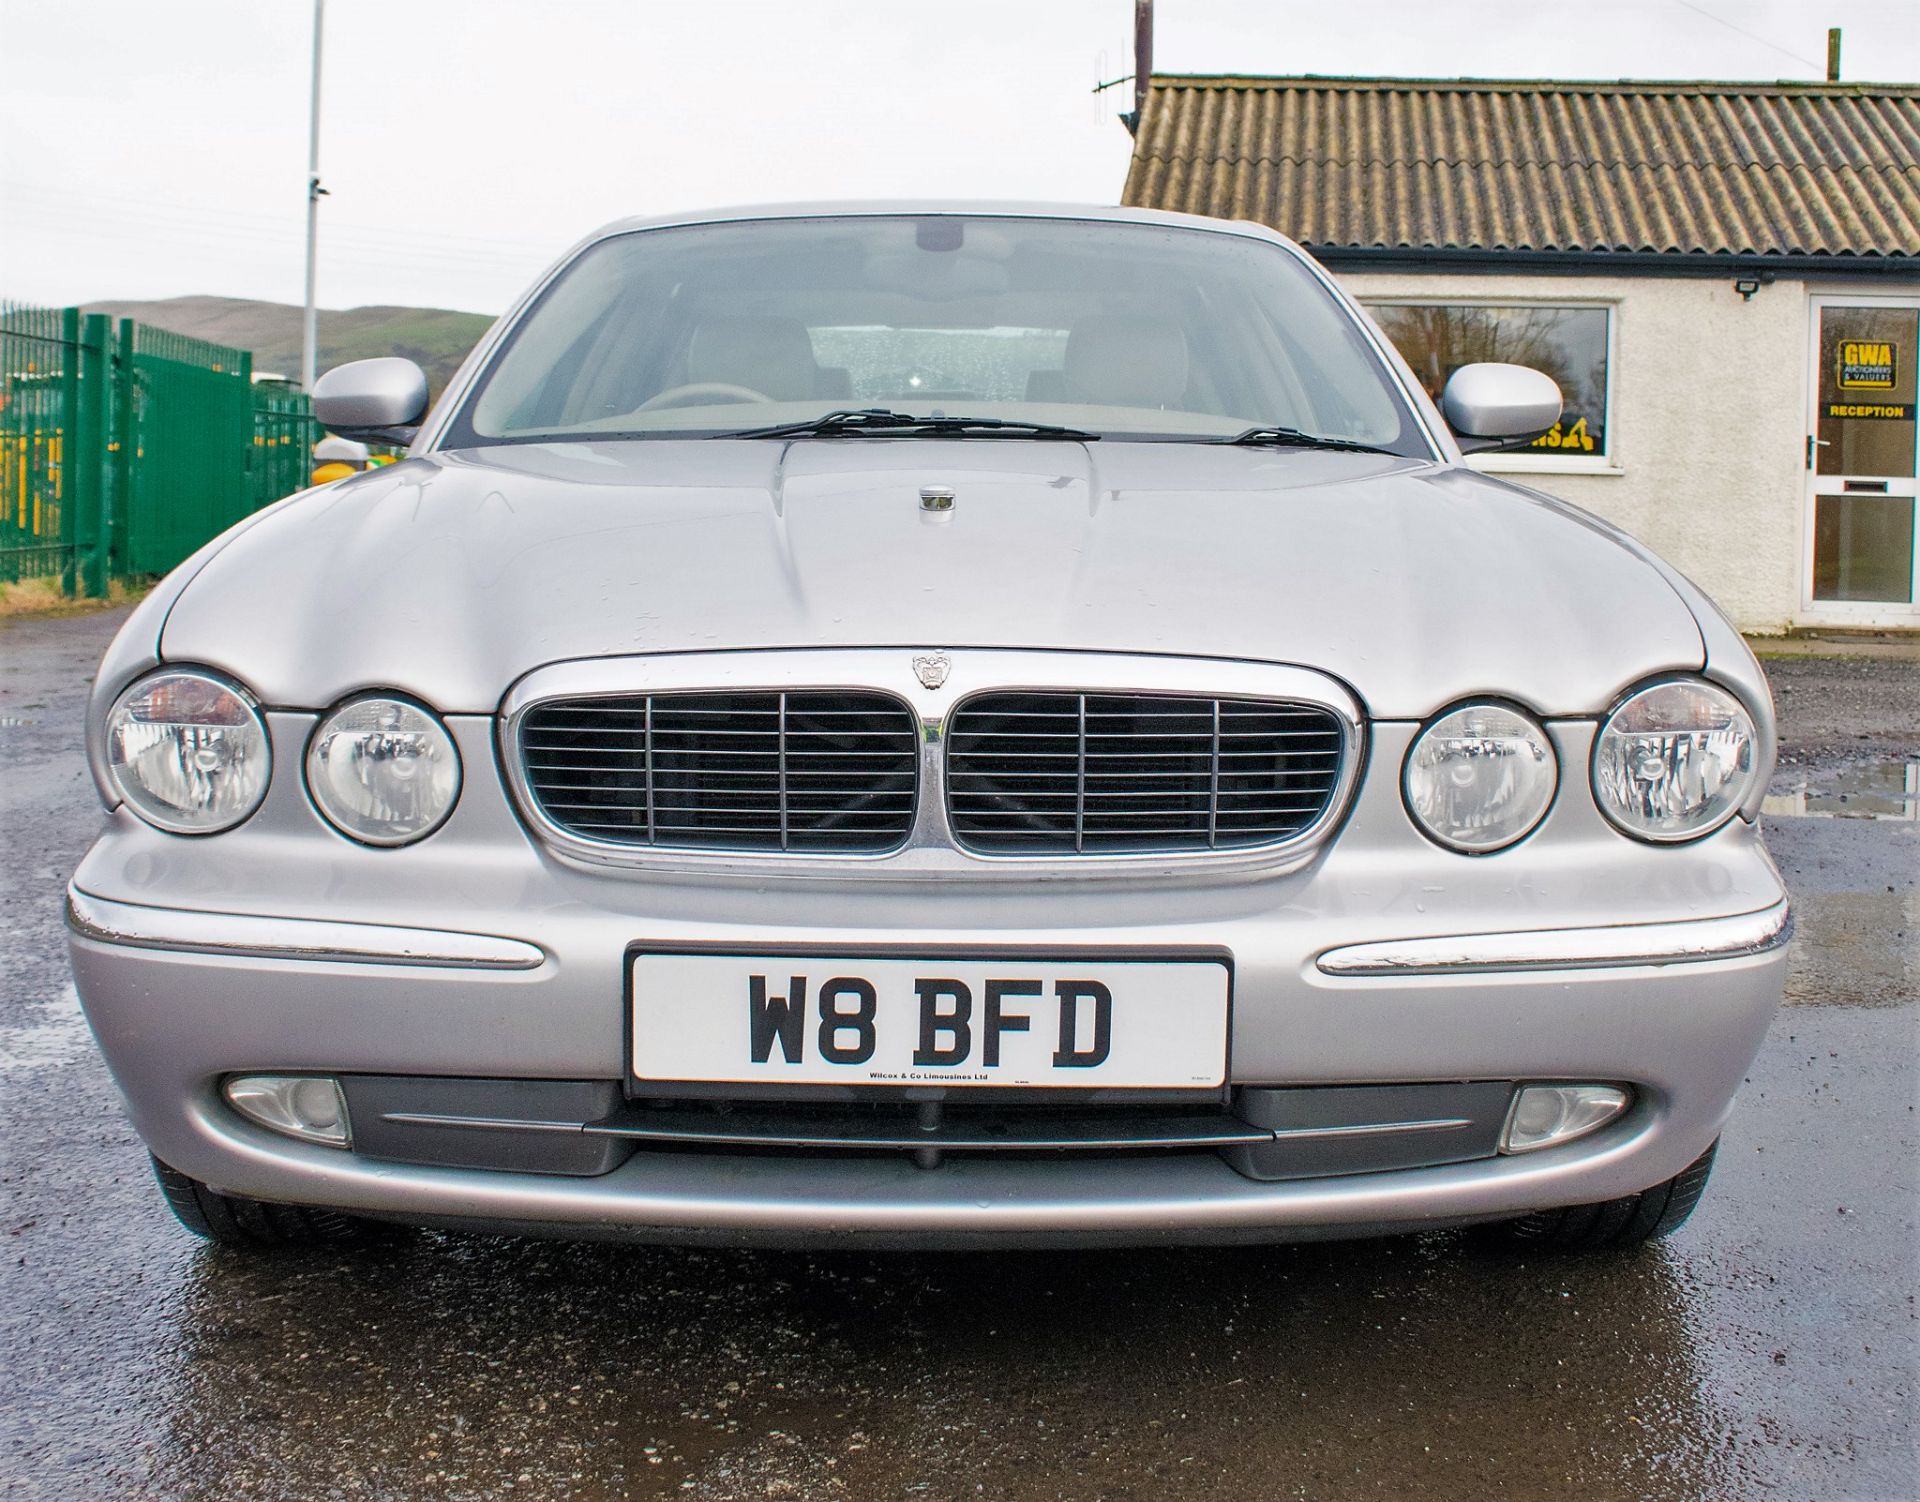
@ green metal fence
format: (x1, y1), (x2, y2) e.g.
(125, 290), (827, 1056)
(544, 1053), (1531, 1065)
(0, 304), (79, 586)
(124, 323), (258, 576)
(251, 377), (319, 513)
(0, 301), (316, 594)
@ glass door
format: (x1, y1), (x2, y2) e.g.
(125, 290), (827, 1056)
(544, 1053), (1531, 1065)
(1805, 299), (1919, 625)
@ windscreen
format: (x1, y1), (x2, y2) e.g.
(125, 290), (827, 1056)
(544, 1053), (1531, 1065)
(446, 215), (1426, 453)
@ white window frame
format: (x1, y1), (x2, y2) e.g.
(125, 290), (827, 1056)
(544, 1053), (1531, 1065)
(1361, 295), (1622, 477)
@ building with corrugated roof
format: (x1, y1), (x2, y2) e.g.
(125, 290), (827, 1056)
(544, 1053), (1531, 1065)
(1122, 74), (1920, 632)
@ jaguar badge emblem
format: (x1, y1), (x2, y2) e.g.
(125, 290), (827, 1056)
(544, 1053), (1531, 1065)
(912, 652), (951, 690)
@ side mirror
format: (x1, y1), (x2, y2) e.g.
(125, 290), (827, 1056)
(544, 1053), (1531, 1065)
(1439, 363), (1562, 453)
(312, 357), (430, 445)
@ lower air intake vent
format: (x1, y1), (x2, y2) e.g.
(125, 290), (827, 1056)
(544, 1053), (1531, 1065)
(946, 692), (1344, 855)
(519, 691), (917, 853)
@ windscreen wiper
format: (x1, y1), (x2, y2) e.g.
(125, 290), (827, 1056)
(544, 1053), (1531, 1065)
(720, 408), (1101, 441)
(1217, 425), (1396, 455)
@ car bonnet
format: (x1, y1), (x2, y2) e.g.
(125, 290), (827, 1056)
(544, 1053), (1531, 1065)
(156, 439), (1705, 720)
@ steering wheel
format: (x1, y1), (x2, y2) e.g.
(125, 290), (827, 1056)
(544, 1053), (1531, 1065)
(636, 382), (775, 412)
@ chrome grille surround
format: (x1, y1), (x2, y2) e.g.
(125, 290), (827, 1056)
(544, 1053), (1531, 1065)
(500, 650), (1363, 878)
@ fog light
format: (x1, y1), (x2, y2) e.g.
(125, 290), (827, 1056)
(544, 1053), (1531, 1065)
(224, 1074), (351, 1147)
(1501, 1084), (1629, 1154)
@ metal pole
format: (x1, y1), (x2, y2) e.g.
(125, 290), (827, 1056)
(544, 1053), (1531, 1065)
(1133, 0), (1153, 134)
(1826, 27), (1841, 82)
(301, 0), (326, 392)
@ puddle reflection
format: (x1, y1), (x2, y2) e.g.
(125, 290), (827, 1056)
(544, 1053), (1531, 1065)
(1763, 758), (1920, 821)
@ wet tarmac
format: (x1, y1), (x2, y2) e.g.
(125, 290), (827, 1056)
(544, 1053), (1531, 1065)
(2, 609), (1914, 1501)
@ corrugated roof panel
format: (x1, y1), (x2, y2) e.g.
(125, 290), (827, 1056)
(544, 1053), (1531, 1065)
(1124, 76), (1920, 261)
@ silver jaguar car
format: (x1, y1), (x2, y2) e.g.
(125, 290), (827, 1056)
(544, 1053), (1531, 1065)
(68, 204), (1790, 1253)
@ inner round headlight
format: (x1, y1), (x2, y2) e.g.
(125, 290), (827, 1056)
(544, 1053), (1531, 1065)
(106, 669), (271, 834)
(1593, 679), (1758, 843)
(1404, 702), (1558, 853)
(306, 696), (461, 846)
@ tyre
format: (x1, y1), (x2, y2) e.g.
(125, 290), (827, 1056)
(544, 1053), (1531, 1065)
(151, 1156), (394, 1249)
(1479, 1139), (1719, 1253)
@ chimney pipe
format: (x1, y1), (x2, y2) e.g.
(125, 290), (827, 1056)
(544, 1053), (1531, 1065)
(1127, 0), (1153, 136)
(1827, 26), (1841, 82)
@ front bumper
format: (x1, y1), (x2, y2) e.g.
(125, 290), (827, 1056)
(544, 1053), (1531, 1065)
(67, 716), (1791, 1248)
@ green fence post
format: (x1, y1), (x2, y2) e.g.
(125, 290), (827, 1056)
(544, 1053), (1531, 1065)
(82, 313), (113, 598)
(111, 319), (136, 583)
(238, 349), (256, 512)
(58, 307), (82, 596)
(69, 313), (114, 599)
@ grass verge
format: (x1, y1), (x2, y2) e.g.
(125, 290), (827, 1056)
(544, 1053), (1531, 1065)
(0, 577), (149, 619)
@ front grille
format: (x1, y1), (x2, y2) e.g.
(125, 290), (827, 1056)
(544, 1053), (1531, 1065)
(599, 1097), (1260, 1163)
(946, 692), (1344, 854)
(340, 1078), (1515, 1180)
(519, 691), (918, 853)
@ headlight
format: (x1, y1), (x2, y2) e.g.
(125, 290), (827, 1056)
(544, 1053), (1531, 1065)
(306, 696), (461, 845)
(106, 669), (271, 834)
(1404, 702), (1558, 853)
(1592, 679), (1757, 842)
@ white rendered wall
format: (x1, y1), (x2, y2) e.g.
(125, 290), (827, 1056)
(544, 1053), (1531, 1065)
(1334, 268), (1841, 635)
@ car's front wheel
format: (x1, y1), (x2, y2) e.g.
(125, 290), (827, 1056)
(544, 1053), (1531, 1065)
(151, 1156), (394, 1248)
(1480, 1139), (1718, 1253)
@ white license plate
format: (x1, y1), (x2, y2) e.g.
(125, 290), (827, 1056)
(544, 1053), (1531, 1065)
(629, 953), (1230, 1088)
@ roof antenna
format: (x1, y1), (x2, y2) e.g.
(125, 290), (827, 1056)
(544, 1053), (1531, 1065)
(1826, 26), (1841, 81)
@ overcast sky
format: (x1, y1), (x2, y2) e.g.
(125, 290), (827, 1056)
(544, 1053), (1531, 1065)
(3, 0), (1915, 315)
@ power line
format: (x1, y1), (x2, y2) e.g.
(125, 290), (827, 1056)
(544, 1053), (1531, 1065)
(1, 190), (557, 268)
(0, 178), (562, 259)
(4, 221), (544, 282)
(1666, 0), (1826, 75)
(4, 195), (552, 276)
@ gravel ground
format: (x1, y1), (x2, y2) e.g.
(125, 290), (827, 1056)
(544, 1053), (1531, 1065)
(1761, 649), (1920, 770)
(1, 609), (1914, 1502)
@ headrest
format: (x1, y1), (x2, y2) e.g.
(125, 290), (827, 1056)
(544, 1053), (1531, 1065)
(1063, 314), (1190, 409)
(686, 316), (820, 402)
(1025, 368), (1067, 402)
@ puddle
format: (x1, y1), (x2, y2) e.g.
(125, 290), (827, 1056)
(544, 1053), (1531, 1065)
(1763, 758), (1920, 821)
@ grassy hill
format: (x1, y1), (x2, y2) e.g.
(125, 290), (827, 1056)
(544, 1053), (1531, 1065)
(82, 295), (495, 397)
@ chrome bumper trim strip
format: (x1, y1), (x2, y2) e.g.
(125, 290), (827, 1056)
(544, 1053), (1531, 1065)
(375, 1106), (1274, 1152)
(1267, 1116), (1473, 1140)
(67, 888), (546, 970)
(582, 1112), (1274, 1153)
(365, 1107), (1488, 1155)
(380, 1112), (584, 1134)
(1315, 901), (1793, 977)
